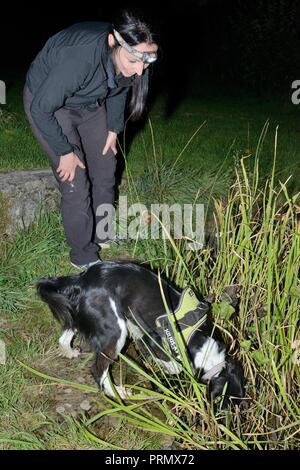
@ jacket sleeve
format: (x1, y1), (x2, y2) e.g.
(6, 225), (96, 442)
(30, 56), (90, 165)
(105, 87), (129, 134)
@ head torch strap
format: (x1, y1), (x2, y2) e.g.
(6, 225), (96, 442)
(113, 29), (157, 63)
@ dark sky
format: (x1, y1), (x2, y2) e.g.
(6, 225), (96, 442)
(0, 0), (222, 103)
(0, 1), (220, 71)
(1, 0), (299, 95)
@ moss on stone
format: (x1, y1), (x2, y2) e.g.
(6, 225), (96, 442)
(0, 191), (11, 236)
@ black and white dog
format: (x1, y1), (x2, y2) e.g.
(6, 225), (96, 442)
(37, 261), (244, 407)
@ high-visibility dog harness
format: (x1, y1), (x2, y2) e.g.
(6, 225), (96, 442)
(155, 287), (209, 360)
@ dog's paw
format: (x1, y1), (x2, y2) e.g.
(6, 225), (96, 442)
(59, 346), (81, 359)
(115, 386), (133, 399)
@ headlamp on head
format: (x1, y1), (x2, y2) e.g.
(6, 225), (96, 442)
(113, 29), (157, 64)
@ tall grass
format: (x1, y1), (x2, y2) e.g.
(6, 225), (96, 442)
(79, 126), (299, 449)
(17, 124), (299, 450)
(0, 211), (69, 316)
(2, 118), (299, 449)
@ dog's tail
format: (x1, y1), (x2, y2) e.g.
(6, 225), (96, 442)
(36, 276), (79, 330)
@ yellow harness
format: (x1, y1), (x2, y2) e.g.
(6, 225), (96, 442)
(155, 287), (209, 360)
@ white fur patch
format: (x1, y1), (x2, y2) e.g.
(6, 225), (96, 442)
(99, 298), (131, 399)
(58, 329), (80, 358)
(100, 369), (115, 397)
(101, 298), (129, 399)
(109, 297), (127, 354)
(100, 369), (132, 399)
(194, 337), (225, 375)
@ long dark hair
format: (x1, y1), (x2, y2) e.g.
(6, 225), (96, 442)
(112, 10), (158, 120)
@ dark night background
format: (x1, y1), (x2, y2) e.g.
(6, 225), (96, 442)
(1, 0), (300, 103)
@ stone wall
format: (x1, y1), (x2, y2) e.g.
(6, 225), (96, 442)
(0, 169), (60, 237)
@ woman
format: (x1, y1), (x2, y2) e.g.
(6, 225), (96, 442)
(23, 11), (158, 270)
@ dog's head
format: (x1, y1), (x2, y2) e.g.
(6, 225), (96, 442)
(208, 358), (244, 408)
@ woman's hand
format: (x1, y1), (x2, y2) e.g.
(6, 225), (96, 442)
(57, 152), (86, 182)
(102, 131), (118, 156)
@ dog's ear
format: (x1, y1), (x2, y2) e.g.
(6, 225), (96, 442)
(225, 359), (244, 402)
(208, 360), (244, 408)
(208, 375), (234, 409)
(208, 375), (227, 400)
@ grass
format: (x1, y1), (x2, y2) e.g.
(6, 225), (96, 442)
(1, 79), (300, 194)
(0, 77), (299, 449)
(128, 93), (300, 182)
(1, 152), (299, 449)
(0, 215), (168, 450)
(85, 153), (299, 450)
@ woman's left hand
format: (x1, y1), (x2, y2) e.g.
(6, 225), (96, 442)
(102, 131), (118, 156)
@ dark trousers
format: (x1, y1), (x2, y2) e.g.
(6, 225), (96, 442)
(23, 85), (116, 265)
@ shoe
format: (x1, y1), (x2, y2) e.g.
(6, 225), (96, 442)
(70, 259), (102, 271)
(98, 235), (121, 249)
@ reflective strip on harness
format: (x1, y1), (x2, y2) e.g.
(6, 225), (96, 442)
(155, 287), (209, 359)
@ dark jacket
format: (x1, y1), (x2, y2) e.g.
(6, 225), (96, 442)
(26, 22), (134, 157)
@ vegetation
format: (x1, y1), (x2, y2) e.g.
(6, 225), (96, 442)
(0, 79), (299, 450)
(1, 80), (300, 195)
